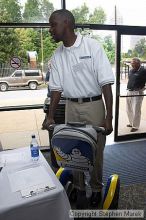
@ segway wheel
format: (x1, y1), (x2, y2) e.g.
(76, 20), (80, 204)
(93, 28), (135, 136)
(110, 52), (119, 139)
(56, 167), (73, 186)
(56, 168), (77, 202)
(102, 174), (120, 209)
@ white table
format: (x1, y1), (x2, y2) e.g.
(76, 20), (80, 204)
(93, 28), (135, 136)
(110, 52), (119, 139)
(0, 147), (73, 220)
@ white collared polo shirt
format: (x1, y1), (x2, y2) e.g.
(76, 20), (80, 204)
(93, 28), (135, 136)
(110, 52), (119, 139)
(49, 33), (114, 98)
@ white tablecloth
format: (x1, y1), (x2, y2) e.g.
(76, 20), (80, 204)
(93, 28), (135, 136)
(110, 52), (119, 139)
(0, 147), (73, 220)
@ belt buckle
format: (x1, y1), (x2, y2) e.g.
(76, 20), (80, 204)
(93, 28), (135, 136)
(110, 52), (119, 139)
(78, 98), (83, 104)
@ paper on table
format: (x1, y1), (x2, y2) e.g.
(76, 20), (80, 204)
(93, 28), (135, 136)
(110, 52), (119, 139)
(0, 152), (26, 165)
(8, 165), (56, 193)
(21, 182), (55, 197)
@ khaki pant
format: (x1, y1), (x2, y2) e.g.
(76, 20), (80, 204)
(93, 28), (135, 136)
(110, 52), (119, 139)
(65, 99), (106, 192)
(126, 90), (144, 129)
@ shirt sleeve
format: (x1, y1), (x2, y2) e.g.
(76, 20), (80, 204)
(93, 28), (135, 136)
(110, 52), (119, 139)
(93, 42), (115, 87)
(49, 54), (63, 92)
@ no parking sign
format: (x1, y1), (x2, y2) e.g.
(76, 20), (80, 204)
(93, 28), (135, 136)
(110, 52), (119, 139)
(10, 57), (21, 69)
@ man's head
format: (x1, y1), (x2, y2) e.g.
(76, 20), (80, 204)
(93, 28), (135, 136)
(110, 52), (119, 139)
(131, 57), (141, 70)
(49, 9), (75, 43)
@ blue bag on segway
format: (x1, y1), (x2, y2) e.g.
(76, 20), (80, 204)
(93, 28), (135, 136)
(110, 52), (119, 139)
(52, 122), (120, 210)
(51, 123), (97, 172)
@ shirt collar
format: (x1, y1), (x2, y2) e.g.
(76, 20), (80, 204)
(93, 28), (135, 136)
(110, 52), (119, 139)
(132, 65), (141, 72)
(63, 33), (82, 50)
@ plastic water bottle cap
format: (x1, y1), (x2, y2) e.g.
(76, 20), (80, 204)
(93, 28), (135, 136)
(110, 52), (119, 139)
(32, 134), (35, 138)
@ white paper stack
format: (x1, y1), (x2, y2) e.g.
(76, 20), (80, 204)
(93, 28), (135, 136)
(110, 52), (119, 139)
(8, 165), (56, 197)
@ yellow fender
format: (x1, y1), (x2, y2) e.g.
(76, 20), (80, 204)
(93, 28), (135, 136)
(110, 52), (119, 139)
(56, 167), (73, 186)
(56, 167), (64, 179)
(103, 174), (120, 209)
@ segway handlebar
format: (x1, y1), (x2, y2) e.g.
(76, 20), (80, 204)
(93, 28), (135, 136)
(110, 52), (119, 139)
(92, 126), (106, 134)
(48, 123), (106, 135)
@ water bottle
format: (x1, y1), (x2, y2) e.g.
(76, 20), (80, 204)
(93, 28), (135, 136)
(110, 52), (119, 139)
(30, 134), (39, 161)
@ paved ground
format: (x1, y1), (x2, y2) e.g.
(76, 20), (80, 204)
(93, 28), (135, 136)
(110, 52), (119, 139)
(0, 109), (49, 150)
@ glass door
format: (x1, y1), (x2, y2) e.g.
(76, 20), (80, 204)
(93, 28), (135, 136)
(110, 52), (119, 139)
(115, 28), (146, 141)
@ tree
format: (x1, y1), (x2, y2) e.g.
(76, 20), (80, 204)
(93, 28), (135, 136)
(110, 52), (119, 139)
(0, 0), (22, 22)
(41, 29), (58, 62)
(89, 7), (106, 24)
(71, 3), (89, 23)
(40, 0), (54, 22)
(0, 29), (19, 63)
(15, 28), (58, 69)
(23, 0), (54, 22)
(23, 0), (42, 22)
(15, 28), (41, 65)
(133, 38), (146, 59)
(102, 35), (115, 64)
(0, 0), (22, 64)
(71, 3), (106, 24)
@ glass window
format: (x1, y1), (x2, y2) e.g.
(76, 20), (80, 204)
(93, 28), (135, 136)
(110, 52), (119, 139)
(0, 0), (61, 23)
(66, 0), (146, 26)
(0, 27), (58, 106)
(13, 71), (22, 77)
(25, 71), (40, 76)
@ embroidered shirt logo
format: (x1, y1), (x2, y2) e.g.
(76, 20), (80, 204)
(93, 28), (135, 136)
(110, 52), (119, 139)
(79, 56), (91, 59)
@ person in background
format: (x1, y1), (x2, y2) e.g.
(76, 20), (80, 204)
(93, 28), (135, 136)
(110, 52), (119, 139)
(47, 9), (114, 208)
(126, 57), (146, 132)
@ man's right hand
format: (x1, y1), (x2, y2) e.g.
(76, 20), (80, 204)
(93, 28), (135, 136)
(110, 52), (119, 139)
(45, 118), (55, 130)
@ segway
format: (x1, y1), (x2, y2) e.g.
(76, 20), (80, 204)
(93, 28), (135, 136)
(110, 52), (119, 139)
(50, 122), (120, 209)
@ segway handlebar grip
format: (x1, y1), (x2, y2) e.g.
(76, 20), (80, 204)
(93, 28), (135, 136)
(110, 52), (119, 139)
(93, 126), (106, 134)
(48, 124), (56, 131)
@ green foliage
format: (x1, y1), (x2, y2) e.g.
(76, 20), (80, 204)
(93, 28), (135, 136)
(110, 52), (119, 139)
(71, 3), (106, 24)
(123, 37), (146, 61)
(89, 7), (106, 24)
(23, 0), (54, 22)
(0, 0), (22, 63)
(102, 35), (115, 64)
(23, 0), (42, 22)
(0, 1), (113, 68)
(40, 0), (54, 22)
(40, 29), (58, 62)
(15, 28), (41, 64)
(0, 28), (19, 63)
(0, 0), (22, 22)
(133, 38), (146, 58)
(14, 28), (58, 66)
(71, 3), (89, 23)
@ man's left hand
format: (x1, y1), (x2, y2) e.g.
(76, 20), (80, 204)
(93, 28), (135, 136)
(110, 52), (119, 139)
(102, 117), (113, 135)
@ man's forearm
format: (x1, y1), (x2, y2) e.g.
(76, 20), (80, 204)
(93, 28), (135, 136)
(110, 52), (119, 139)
(102, 84), (113, 119)
(49, 91), (62, 119)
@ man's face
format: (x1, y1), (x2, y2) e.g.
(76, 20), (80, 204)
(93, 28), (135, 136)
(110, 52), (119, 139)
(131, 60), (140, 70)
(49, 14), (67, 43)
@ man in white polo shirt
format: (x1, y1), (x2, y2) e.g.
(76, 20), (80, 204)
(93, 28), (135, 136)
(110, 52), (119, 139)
(47, 9), (114, 208)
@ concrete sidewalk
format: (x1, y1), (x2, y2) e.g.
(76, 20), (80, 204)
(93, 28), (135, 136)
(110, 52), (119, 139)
(0, 109), (49, 150)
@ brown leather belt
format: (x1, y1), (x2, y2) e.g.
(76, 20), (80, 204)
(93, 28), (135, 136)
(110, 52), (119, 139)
(67, 95), (102, 103)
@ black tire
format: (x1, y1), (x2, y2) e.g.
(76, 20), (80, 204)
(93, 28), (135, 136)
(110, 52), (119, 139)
(0, 83), (8, 91)
(29, 82), (37, 90)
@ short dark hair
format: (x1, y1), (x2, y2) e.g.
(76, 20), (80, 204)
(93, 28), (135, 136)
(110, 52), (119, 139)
(132, 57), (141, 63)
(50, 9), (75, 29)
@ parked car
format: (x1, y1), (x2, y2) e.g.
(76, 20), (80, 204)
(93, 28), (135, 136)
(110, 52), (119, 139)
(0, 69), (44, 91)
